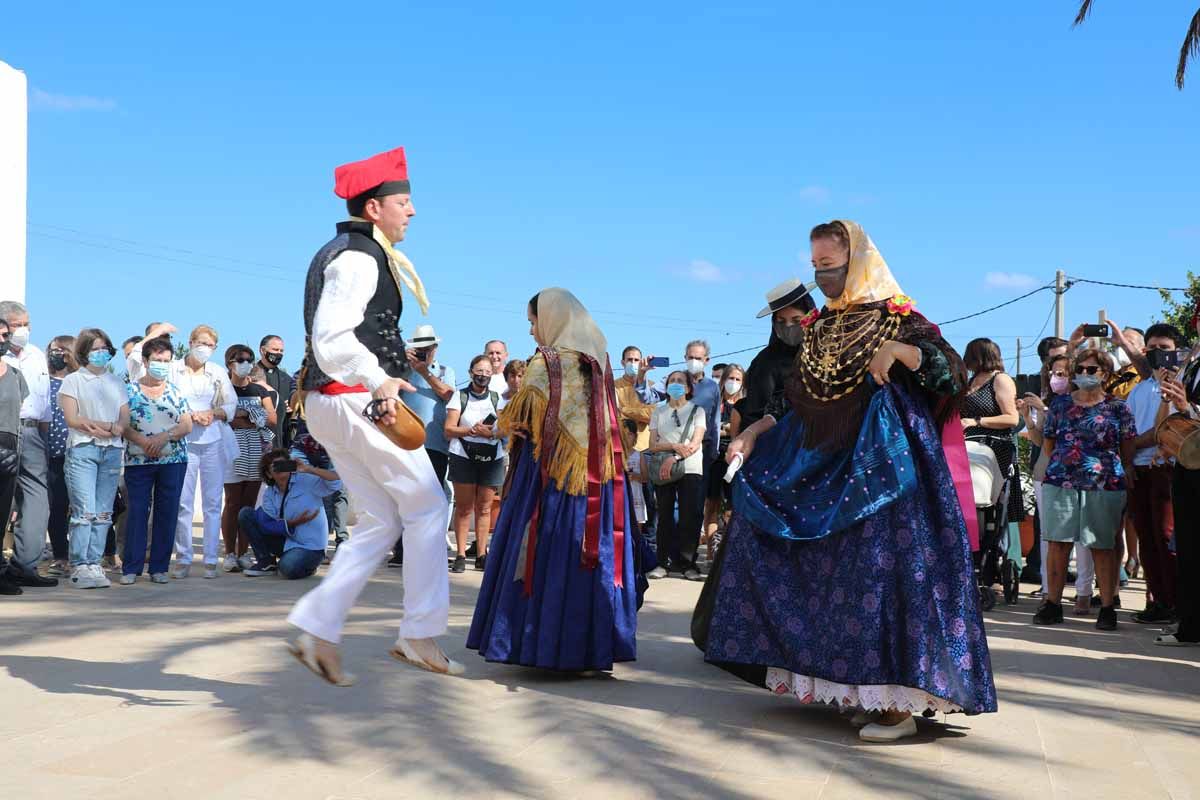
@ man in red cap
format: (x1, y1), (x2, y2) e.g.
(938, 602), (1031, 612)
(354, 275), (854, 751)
(286, 147), (462, 683)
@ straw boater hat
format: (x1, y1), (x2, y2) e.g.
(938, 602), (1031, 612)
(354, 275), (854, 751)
(757, 279), (817, 318)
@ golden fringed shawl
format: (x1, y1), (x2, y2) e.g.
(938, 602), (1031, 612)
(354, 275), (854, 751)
(499, 348), (615, 495)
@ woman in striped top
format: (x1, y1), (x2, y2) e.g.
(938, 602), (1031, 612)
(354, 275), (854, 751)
(220, 344), (277, 572)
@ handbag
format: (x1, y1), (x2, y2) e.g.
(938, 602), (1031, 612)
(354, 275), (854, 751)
(647, 404), (698, 486)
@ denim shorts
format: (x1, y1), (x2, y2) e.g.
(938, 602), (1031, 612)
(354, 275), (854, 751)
(1040, 484), (1125, 549)
(448, 453), (506, 488)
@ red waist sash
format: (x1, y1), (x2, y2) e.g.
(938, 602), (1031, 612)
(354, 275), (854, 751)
(318, 381), (367, 395)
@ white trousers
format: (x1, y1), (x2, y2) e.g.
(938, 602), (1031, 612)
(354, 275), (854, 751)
(1035, 480), (1096, 596)
(175, 440), (225, 566)
(287, 392), (450, 643)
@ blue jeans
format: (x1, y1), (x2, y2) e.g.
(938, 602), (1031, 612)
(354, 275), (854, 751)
(123, 461), (187, 576)
(65, 444), (123, 566)
(238, 507), (323, 580)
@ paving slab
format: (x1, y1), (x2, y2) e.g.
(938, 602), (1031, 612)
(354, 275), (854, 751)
(2, 553), (1197, 800)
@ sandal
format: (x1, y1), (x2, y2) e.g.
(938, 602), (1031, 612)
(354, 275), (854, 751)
(286, 633), (357, 687)
(389, 637), (465, 676)
(1125, 558), (1140, 580)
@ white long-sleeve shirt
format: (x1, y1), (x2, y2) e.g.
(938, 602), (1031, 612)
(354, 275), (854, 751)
(311, 250), (393, 392)
(3, 344), (50, 422)
(126, 352), (237, 446)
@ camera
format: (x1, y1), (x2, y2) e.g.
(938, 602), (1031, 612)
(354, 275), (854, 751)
(1147, 348), (1186, 371)
(1081, 323), (1110, 338)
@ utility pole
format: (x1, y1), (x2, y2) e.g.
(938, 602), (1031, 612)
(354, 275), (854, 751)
(1016, 337), (1021, 376)
(1054, 269), (1066, 340)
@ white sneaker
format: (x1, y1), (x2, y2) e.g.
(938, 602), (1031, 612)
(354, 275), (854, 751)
(647, 566), (668, 580)
(222, 553), (241, 573)
(859, 715), (918, 743)
(173, 560), (191, 579)
(119, 574), (137, 586)
(69, 565), (97, 589)
(238, 553), (255, 571)
(150, 573), (169, 584)
(90, 564), (111, 589)
(204, 564), (219, 579)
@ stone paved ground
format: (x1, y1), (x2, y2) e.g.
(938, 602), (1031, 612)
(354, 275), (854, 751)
(2, 550), (1198, 800)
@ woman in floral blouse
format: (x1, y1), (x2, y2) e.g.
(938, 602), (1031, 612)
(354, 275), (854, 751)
(120, 336), (193, 584)
(1036, 347), (1137, 630)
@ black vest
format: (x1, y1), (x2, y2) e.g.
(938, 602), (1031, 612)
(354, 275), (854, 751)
(301, 221), (410, 390)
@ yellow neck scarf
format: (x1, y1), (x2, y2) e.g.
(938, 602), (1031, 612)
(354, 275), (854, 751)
(350, 217), (430, 315)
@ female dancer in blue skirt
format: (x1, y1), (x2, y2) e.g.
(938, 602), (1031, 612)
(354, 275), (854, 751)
(467, 287), (638, 671)
(700, 220), (998, 742)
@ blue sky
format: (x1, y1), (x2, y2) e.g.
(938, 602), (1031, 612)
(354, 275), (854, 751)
(5, 2), (1199, 383)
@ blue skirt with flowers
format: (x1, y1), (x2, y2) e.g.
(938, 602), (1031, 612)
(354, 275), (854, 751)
(704, 385), (998, 714)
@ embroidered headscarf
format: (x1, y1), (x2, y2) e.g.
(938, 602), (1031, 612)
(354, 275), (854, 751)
(533, 287), (608, 365)
(823, 220), (904, 311)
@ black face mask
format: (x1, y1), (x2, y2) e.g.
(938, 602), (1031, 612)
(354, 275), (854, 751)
(471, 374), (491, 389)
(264, 352), (283, 367)
(48, 353), (68, 372)
(774, 322), (804, 347)
(814, 265), (849, 299)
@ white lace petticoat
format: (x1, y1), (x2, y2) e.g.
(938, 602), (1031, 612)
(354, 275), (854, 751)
(765, 668), (963, 714)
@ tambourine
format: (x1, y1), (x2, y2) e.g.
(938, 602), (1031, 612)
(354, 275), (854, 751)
(363, 397), (427, 451)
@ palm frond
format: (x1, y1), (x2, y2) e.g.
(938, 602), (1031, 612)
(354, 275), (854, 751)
(1176, 9), (1200, 89)
(1073, 0), (1095, 27)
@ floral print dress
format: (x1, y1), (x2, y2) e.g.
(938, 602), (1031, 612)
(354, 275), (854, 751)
(1043, 398), (1137, 491)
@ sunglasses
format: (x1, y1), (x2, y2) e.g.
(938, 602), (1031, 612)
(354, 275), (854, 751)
(1075, 365), (1103, 375)
(233, 357), (254, 364)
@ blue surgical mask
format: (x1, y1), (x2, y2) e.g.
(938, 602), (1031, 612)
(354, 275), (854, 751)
(148, 362), (171, 380)
(88, 350), (113, 368)
(666, 383), (686, 400)
(624, 363), (638, 378)
(1073, 374), (1102, 391)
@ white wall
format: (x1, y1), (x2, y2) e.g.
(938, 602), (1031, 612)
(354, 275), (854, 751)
(0, 62), (27, 303)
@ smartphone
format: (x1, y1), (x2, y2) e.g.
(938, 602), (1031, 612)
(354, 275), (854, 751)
(1147, 348), (1186, 370)
(481, 413), (498, 426)
(648, 356), (669, 368)
(1081, 323), (1110, 338)
(272, 458), (298, 473)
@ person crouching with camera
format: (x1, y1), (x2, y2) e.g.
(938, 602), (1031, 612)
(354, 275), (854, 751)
(239, 448), (342, 580)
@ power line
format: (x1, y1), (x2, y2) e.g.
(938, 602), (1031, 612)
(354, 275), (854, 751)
(1067, 277), (1189, 292)
(28, 224), (766, 335)
(937, 284), (1055, 326)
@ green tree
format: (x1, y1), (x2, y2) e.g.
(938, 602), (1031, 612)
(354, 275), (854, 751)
(1074, 1), (1200, 89)
(1158, 271), (1200, 344)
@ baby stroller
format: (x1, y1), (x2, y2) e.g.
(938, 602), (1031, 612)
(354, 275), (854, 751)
(965, 432), (1020, 610)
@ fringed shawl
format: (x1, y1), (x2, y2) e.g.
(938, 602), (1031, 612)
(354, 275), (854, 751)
(499, 348), (615, 495)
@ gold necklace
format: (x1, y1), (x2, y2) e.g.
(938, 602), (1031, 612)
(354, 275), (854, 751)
(797, 308), (901, 402)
